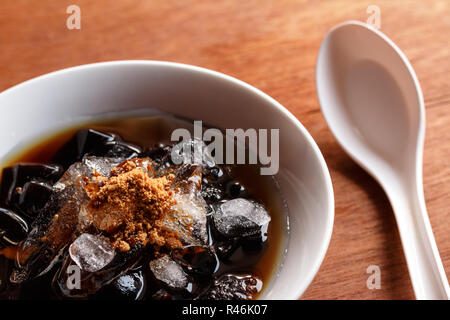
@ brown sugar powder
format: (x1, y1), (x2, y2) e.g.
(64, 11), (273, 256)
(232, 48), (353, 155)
(84, 159), (182, 252)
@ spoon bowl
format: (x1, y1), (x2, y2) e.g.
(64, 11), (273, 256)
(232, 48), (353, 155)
(317, 21), (418, 175)
(316, 21), (449, 299)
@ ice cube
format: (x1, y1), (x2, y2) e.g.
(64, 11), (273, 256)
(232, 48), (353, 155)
(53, 157), (133, 230)
(8, 159), (94, 282)
(82, 157), (125, 177)
(162, 163), (208, 245)
(14, 156), (149, 283)
(69, 233), (115, 273)
(149, 255), (188, 289)
(212, 198), (271, 238)
(54, 244), (143, 298)
(171, 164), (203, 197)
(54, 157), (123, 190)
(15, 183), (89, 281)
(171, 139), (215, 168)
(164, 192), (208, 245)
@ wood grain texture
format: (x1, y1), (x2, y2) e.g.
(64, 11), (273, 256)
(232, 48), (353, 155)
(0, 0), (448, 299)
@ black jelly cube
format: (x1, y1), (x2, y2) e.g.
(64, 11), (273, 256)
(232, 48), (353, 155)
(145, 144), (172, 162)
(171, 246), (218, 276)
(52, 129), (116, 167)
(0, 164), (63, 206)
(52, 129), (142, 168)
(0, 208), (29, 245)
(18, 181), (54, 217)
(213, 237), (241, 260)
(0, 167), (14, 206)
(200, 274), (262, 300)
(102, 140), (141, 159)
(0, 256), (14, 296)
(225, 180), (248, 198)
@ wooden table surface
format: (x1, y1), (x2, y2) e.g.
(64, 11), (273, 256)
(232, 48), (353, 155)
(1, 0), (449, 299)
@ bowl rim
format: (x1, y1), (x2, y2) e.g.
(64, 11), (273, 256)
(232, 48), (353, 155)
(0, 60), (335, 299)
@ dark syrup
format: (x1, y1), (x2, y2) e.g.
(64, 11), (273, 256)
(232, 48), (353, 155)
(0, 114), (288, 300)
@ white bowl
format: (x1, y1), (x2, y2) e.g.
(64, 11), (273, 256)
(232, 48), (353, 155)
(0, 61), (334, 299)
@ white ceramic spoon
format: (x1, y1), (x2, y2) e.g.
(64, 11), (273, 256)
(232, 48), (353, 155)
(316, 21), (450, 300)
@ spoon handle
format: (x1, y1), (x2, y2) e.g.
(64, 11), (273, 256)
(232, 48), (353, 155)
(387, 181), (450, 300)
